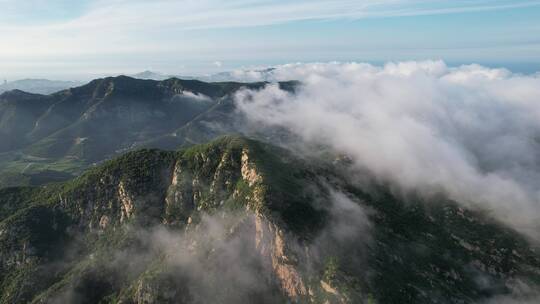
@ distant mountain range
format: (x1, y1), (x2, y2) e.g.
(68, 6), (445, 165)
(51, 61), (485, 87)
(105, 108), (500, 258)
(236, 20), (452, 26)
(129, 71), (177, 81)
(130, 68), (278, 82)
(0, 79), (82, 95)
(0, 68), (278, 97)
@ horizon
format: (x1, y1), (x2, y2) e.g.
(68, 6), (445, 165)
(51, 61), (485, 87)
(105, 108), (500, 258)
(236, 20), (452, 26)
(2, 60), (540, 83)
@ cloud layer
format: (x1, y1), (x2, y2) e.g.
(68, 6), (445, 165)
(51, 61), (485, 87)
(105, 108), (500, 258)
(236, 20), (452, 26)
(235, 60), (540, 239)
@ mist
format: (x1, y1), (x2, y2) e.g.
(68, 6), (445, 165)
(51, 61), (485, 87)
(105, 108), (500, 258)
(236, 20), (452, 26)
(47, 189), (373, 303)
(235, 60), (540, 239)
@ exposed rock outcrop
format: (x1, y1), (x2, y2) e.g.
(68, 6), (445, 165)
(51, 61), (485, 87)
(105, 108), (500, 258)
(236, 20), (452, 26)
(1, 136), (540, 304)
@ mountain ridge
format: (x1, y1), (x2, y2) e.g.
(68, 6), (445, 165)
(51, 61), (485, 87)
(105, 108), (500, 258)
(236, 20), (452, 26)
(0, 136), (539, 303)
(0, 76), (297, 188)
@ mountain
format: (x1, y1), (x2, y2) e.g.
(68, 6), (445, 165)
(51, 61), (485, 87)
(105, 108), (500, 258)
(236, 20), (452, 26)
(197, 68), (278, 82)
(0, 76), (295, 188)
(0, 79), (81, 95)
(0, 136), (538, 303)
(129, 71), (174, 81)
(129, 68), (278, 83)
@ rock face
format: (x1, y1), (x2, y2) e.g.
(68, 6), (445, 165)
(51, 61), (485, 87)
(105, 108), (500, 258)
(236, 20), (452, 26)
(0, 136), (539, 304)
(118, 181), (135, 223)
(254, 215), (308, 300)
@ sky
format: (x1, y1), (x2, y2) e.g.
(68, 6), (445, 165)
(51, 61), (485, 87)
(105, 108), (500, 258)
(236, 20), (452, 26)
(1, 0), (540, 80)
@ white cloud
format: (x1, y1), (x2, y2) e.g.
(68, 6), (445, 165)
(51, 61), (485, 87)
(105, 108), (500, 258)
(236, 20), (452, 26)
(1, 0), (539, 59)
(235, 61), (540, 240)
(179, 91), (212, 102)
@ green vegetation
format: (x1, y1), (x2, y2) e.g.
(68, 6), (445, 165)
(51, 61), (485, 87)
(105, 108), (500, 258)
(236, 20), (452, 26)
(0, 76), (300, 189)
(0, 136), (538, 303)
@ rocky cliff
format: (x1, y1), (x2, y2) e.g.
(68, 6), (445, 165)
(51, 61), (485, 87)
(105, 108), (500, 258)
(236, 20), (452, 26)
(0, 136), (539, 303)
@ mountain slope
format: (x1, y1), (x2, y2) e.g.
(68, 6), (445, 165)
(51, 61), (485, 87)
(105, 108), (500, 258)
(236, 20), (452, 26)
(0, 77), (293, 188)
(0, 136), (538, 303)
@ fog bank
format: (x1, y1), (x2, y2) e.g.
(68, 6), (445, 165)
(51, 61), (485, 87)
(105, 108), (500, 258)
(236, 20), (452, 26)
(235, 61), (540, 239)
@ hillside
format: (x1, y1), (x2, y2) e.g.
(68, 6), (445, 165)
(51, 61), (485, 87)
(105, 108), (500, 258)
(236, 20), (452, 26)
(0, 136), (538, 303)
(0, 76), (295, 188)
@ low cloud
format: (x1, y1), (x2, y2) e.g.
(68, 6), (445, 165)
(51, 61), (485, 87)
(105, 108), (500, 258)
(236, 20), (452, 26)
(47, 191), (373, 303)
(178, 91), (212, 102)
(235, 60), (540, 240)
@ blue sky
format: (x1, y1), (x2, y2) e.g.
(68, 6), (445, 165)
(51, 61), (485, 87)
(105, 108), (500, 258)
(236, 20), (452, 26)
(1, 0), (540, 80)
